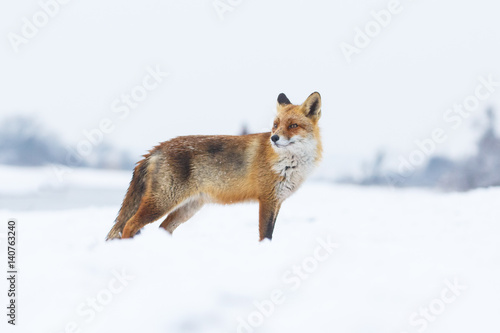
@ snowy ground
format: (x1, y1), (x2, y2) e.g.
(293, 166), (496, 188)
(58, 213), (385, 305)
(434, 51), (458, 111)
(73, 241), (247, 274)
(1, 166), (499, 333)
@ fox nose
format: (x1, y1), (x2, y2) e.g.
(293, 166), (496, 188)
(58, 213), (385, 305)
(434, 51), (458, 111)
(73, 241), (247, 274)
(271, 134), (279, 143)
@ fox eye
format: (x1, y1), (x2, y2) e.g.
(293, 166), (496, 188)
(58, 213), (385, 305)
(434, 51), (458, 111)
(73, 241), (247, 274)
(288, 124), (298, 129)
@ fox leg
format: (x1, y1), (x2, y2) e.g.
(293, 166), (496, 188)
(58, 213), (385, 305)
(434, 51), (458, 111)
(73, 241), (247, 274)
(258, 200), (282, 241)
(121, 195), (174, 239)
(159, 196), (205, 233)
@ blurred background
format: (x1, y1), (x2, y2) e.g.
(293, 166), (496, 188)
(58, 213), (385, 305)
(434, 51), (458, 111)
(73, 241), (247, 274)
(1, 0), (499, 196)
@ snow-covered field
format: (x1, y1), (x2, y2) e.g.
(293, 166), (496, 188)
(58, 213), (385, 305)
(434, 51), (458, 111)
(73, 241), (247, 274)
(1, 166), (499, 333)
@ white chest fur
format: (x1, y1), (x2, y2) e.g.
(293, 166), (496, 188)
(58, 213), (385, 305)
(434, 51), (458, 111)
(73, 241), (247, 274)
(272, 138), (317, 201)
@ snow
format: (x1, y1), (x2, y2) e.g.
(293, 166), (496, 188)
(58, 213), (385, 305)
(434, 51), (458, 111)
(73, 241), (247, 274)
(1, 167), (500, 332)
(0, 165), (131, 195)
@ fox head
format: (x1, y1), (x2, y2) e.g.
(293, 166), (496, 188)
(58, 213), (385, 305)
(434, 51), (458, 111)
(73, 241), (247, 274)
(270, 92), (322, 151)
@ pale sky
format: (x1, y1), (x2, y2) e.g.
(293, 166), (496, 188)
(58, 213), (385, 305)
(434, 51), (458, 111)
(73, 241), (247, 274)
(1, 0), (499, 172)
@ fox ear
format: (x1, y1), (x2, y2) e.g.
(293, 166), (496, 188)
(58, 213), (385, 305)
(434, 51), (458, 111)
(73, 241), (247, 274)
(277, 93), (291, 106)
(302, 92), (321, 120)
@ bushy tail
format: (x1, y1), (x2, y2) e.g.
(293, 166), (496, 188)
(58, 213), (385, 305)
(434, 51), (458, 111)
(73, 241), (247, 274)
(106, 157), (150, 240)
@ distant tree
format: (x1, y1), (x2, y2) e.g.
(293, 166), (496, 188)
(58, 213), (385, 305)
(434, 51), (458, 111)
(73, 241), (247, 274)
(425, 107), (500, 191)
(359, 150), (386, 185)
(239, 123), (249, 135)
(0, 114), (135, 170)
(347, 108), (500, 191)
(92, 143), (135, 170)
(0, 115), (66, 166)
(467, 108), (500, 188)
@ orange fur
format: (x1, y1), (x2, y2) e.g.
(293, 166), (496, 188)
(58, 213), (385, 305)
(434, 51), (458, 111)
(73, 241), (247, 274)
(106, 92), (322, 241)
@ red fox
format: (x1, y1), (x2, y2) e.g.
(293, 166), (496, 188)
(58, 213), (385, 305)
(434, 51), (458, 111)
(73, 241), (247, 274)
(106, 92), (322, 241)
